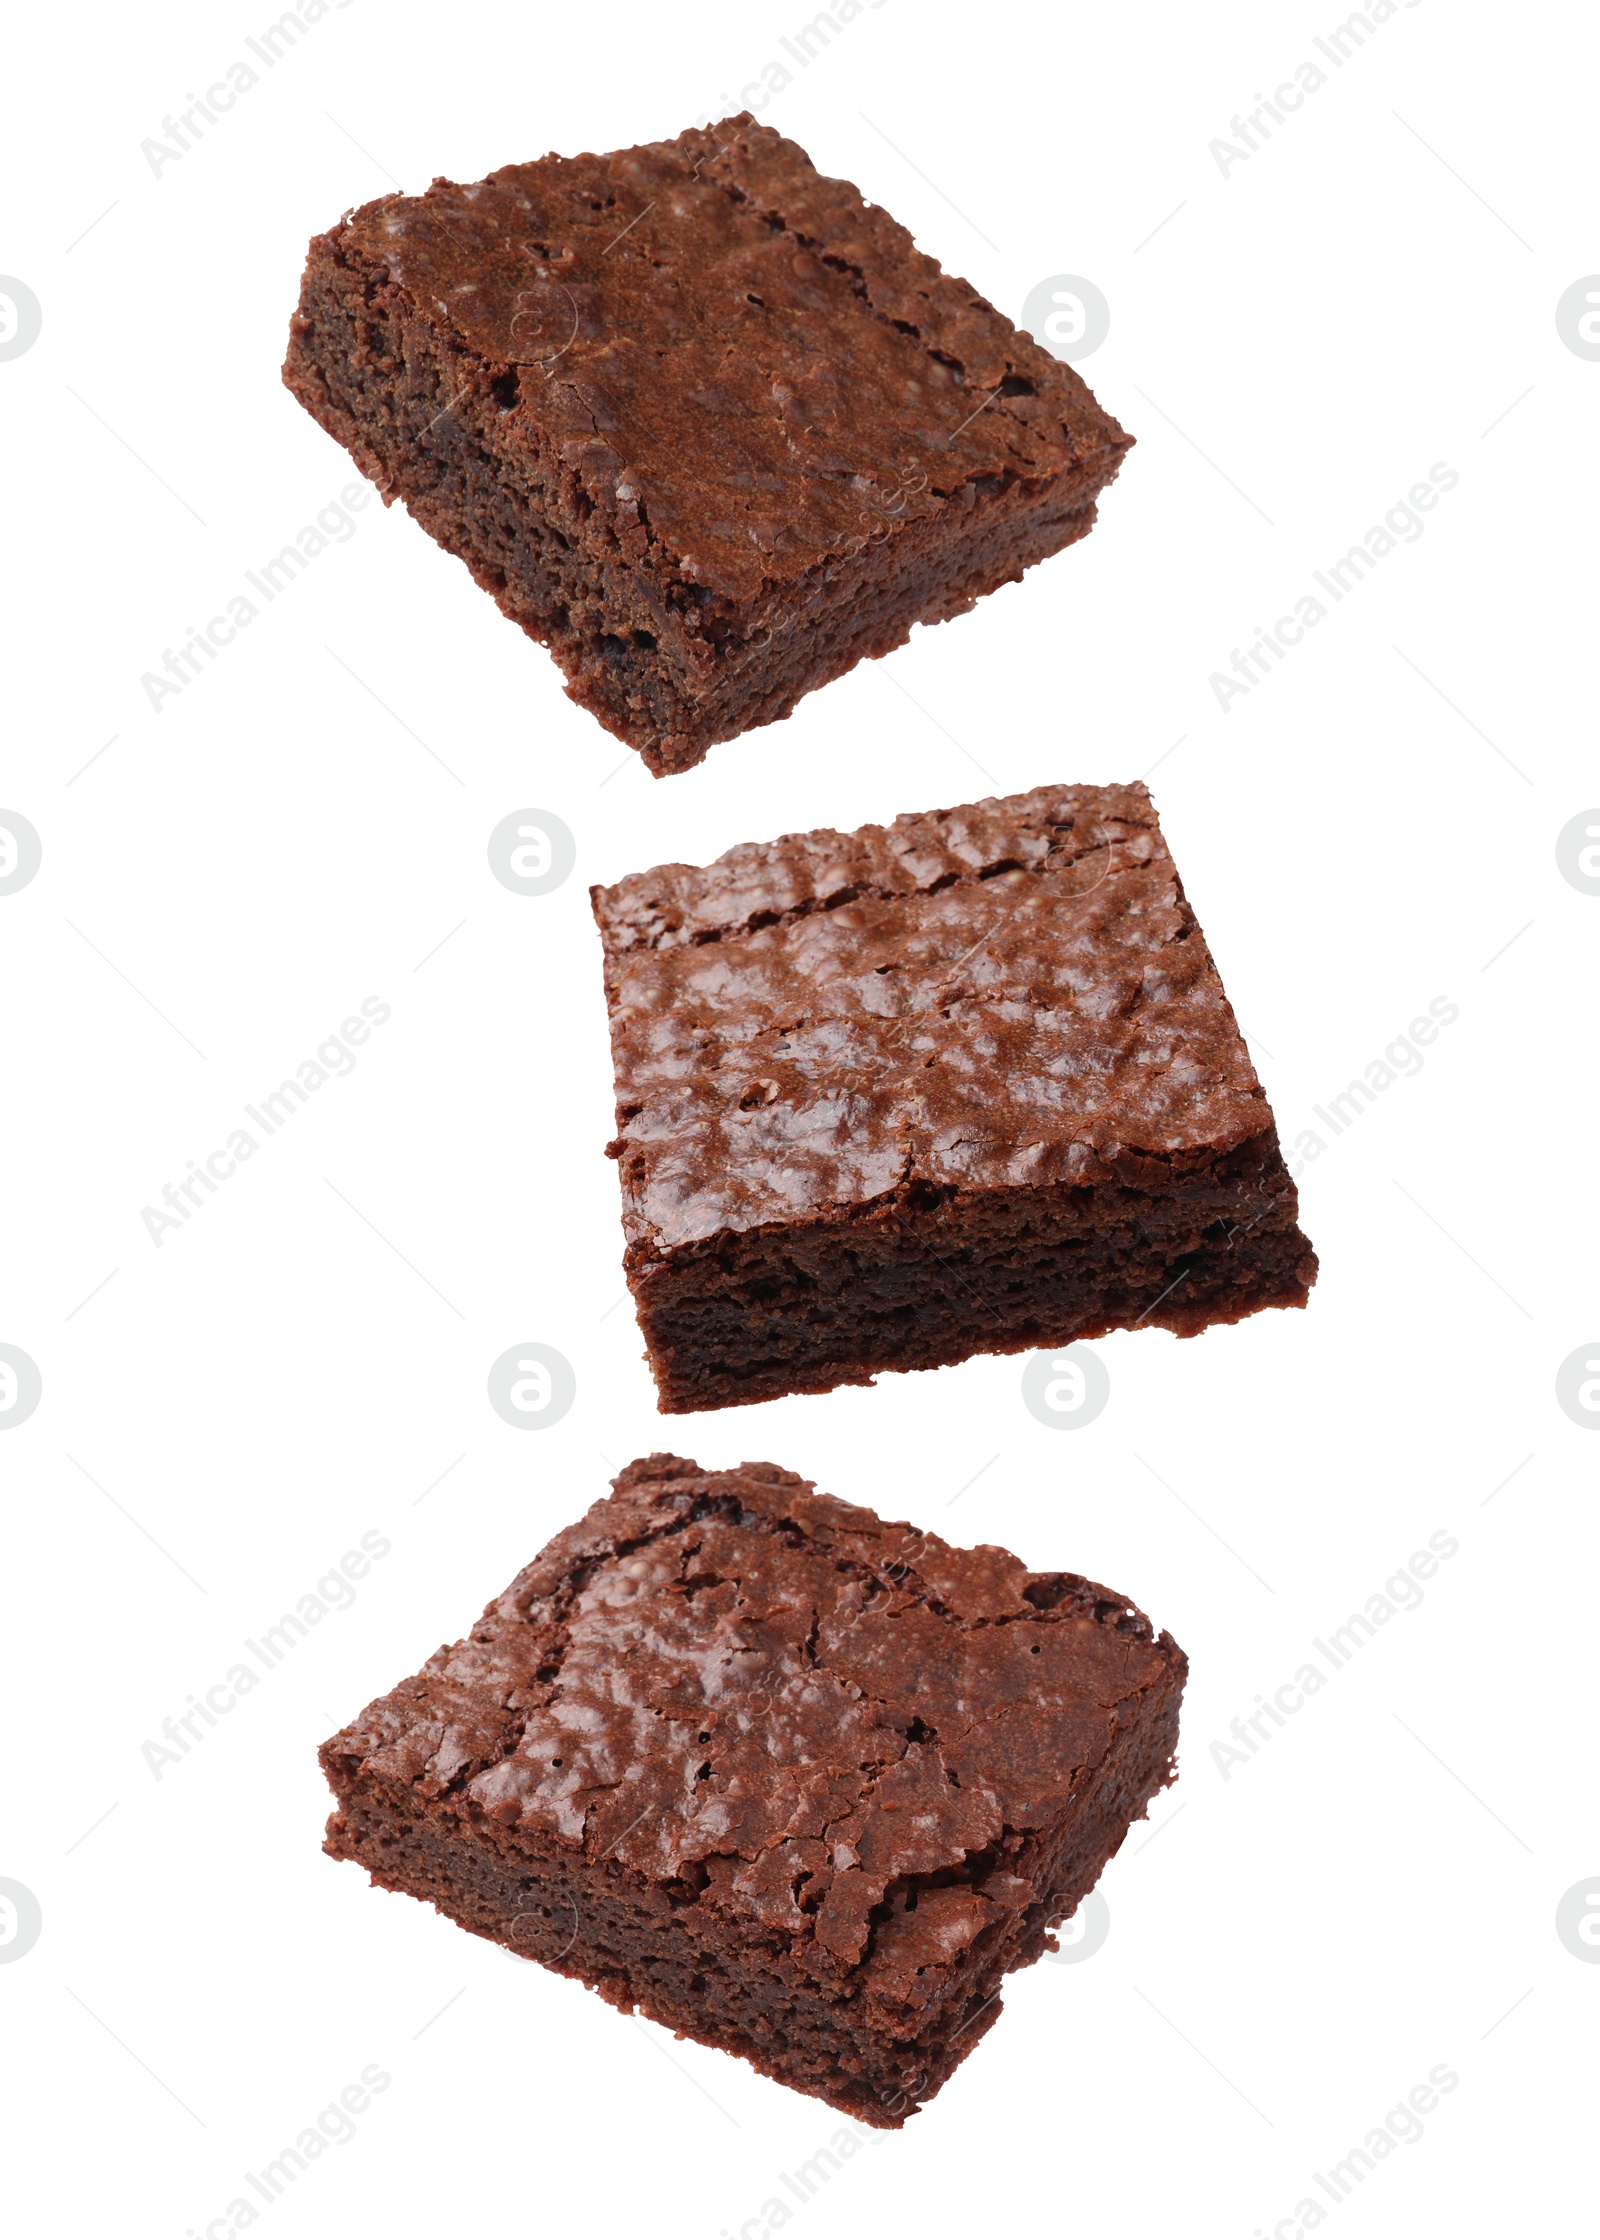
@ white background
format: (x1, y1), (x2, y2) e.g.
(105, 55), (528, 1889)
(2, 2), (1595, 2234)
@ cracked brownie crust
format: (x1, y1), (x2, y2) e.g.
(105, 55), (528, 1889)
(594, 781), (1317, 1409)
(282, 114), (1132, 773)
(321, 1454), (1186, 2123)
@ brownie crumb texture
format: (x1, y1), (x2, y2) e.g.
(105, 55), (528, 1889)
(283, 115), (1132, 774)
(594, 781), (1317, 1411)
(320, 1455), (1186, 2124)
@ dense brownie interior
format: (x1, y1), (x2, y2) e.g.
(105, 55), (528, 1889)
(283, 115), (1131, 773)
(321, 1457), (1186, 2123)
(630, 1141), (1309, 1411)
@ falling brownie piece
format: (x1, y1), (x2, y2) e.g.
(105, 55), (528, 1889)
(593, 781), (1316, 1411)
(320, 1453), (1186, 2125)
(282, 114), (1132, 774)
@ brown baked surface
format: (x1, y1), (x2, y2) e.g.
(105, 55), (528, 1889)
(320, 1454), (1186, 2124)
(594, 782), (1317, 1410)
(283, 115), (1131, 773)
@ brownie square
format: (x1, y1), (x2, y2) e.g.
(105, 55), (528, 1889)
(320, 1454), (1186, 2125)
(282, 114), (1131, 775)
(594, 781), (1316, 1412)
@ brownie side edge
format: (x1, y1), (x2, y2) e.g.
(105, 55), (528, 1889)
(318, 1453), (1187, 1948)
(318, 1456), (1186, 2121)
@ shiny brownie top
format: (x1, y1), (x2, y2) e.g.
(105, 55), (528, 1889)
(329, 114), (1129, 603)
(592, 782), (1275, 1253)
(322, 1455), (1183, 2006)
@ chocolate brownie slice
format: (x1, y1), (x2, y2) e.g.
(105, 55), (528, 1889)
(282, 114), (1131, 774)
(593, 781), (1316, 1411)
(320, 1454), (1186, 2125)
